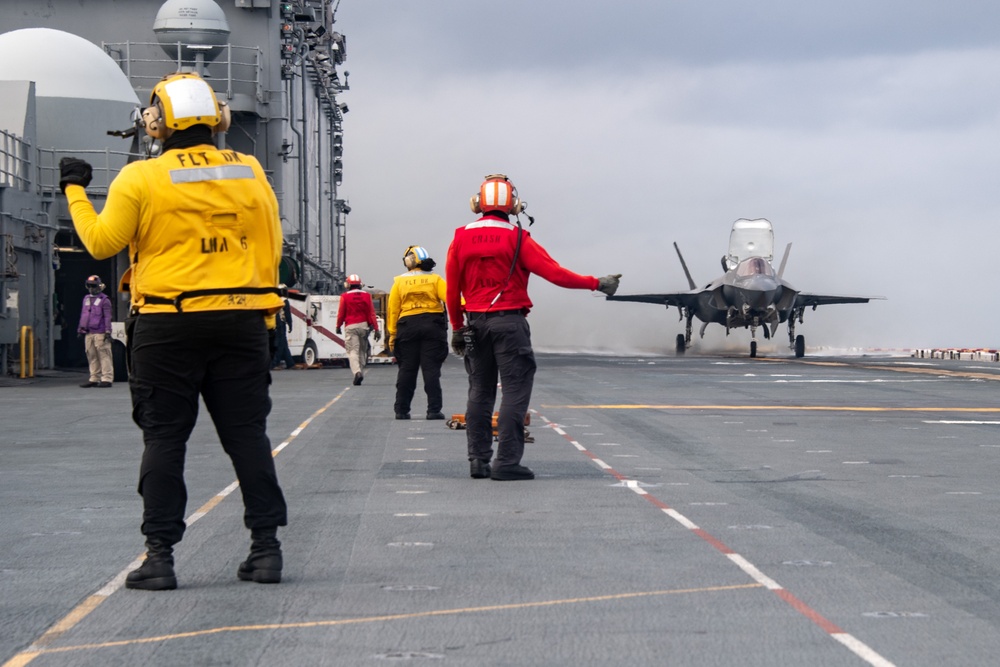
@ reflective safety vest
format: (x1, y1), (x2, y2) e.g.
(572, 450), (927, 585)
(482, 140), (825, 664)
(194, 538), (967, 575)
(67, 145), (285, 314)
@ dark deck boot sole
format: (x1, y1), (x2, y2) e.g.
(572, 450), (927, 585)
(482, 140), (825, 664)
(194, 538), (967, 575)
(490, 464), (535, 481)
(125, 558), (177, 591)
(238, 555), (282, 583)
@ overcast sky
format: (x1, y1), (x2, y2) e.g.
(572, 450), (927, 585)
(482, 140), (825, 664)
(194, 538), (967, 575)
(331, 1), (1000, 355)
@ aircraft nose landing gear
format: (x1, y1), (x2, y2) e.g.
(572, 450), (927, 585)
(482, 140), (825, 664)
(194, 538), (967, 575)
(749, 316), (763, 358)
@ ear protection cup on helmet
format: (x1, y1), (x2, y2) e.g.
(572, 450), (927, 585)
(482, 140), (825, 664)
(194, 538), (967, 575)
(470, 174), (524, 215)
(142, 104), (168, 140)
(403, 245), (429, 270)
(215, 101), (231, 134)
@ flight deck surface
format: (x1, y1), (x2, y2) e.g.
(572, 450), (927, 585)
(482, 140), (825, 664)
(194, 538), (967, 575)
(4, 352), (1000, 666)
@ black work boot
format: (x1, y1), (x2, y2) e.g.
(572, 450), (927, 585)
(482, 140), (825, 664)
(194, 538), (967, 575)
(238, 527), (283, 584)
(491, 464), (535, 481)
(469, 459), (492, 479)
(125, 538), (177, 591)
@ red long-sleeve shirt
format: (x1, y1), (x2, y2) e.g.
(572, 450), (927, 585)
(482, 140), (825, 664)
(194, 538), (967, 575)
(336, 289), (378, 330)
(445, 214), (598, 330)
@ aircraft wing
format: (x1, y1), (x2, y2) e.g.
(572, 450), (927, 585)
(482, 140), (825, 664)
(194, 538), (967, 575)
(793, 292), (883, 308)
(606, 292), (700, 309)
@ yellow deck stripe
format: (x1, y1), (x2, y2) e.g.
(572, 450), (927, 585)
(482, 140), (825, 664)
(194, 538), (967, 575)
(3, 388), (352, 667)
(22, 583), (761, 657)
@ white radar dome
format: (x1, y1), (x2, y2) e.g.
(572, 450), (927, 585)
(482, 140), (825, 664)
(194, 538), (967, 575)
(0, 27), (140, 158)
(154, 0), (231, 61)
(0, 28), (139, 104)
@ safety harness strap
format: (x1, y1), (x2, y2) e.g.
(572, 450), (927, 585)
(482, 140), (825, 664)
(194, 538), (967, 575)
(143, 286), (286, 312)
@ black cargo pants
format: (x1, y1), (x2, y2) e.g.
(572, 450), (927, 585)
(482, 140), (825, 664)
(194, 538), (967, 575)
(128, 310), (288, 546)
(464, 310), (536, 468)
(393, 312), (449, 416)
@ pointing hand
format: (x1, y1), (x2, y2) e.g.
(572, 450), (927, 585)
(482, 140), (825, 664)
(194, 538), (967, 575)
(597, 274), (622, 296)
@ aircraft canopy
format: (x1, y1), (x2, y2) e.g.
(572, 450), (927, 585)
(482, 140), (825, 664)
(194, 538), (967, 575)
(734, 256), (774, 278)
(726, 218), (773, 270)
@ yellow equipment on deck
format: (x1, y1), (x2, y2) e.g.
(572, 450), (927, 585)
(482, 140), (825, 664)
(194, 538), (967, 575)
(445, 412), (533, 443)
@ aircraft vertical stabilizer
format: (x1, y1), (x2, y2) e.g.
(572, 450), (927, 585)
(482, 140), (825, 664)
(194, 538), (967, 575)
(777, 242), (791, 279)
(673, 242), (697, 290)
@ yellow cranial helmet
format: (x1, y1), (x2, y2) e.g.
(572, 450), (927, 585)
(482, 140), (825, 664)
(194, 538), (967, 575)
(402, 246), (429, 270)
(143, 72), (230, 139)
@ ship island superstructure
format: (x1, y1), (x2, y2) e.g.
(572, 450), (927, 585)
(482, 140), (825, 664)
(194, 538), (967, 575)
(0, 0), (351, 374)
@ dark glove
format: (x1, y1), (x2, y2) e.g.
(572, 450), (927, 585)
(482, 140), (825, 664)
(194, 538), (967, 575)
(373, 329), (381, 342)
(597, 274), (622, 296)
(104, 333), (112, 342)
(59, 157), (93, 193)
(287, 321), (293, 333)
(451, 329), (467, 357)
(335, 326), (342, 335)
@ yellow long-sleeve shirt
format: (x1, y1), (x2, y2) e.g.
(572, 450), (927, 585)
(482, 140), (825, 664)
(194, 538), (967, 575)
(66, 144), (284, 315)
(387, 270), (447, 337)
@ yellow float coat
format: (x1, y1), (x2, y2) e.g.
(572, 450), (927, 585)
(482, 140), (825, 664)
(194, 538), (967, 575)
(66, 144), (284, 315)
(387, 271), (447, 337)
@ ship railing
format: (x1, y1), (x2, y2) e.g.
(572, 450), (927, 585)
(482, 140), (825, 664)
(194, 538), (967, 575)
(102, 41), (266, 112)
(0, 129), (32, 192)
(35, 146), (144, 197)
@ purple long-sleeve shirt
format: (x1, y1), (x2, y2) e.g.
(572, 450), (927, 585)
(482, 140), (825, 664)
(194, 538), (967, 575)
(78, 292), (112, 334)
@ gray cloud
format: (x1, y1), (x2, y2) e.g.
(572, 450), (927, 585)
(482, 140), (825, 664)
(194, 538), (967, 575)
(332, 1), (1000, 353)
(339, 1), (1000, 69)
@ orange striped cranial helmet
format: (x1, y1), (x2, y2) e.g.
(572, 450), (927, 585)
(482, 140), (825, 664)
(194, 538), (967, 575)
(470, 173), (525, 215)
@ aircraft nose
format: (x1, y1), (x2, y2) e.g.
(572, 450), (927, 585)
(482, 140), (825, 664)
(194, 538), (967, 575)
(739, 274), (778, 293)
(725, 276), (780, 310)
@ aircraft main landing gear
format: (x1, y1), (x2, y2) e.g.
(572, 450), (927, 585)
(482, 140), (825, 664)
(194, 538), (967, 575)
(788, 308), (806, 358)
(676, 308), (693, 357)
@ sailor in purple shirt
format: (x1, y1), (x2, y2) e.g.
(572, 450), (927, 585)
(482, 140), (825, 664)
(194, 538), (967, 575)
(78, 274), (113, 388)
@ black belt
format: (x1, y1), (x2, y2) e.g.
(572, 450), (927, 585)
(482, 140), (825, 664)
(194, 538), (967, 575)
(479, 309), (526, 319)
(143, 286), (286, 312)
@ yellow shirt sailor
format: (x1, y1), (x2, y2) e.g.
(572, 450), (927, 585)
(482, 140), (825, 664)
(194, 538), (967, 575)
(60, 72), (288, 592)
